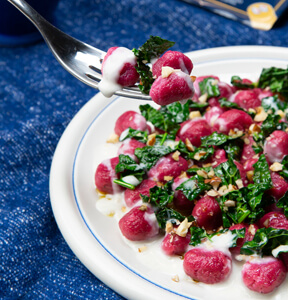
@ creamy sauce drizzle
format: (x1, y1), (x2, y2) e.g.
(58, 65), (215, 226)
(99, 47), (136, 98)
(96, 192), (288, 299)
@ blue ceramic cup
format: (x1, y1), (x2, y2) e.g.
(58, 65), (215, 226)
(0, 0), (60, 47)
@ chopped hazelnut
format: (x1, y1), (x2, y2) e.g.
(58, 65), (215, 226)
(172, 150), (181, 161)
(197, 169), (208, 178)
(193, 151), (207, 161)
(277, 110), (285, 119)
(254, 106), (268, 122)
(106, 133), (119, 143)
(207, 189), (219, 197)
(229, 129), (243, 138)
(248, 123), (261, 135)
(147, 133), (156, 146)
(198, 93), (208, 104)
(165, 221), (174, 233)
(224, 200), (236, 207)
(161, 66), (174, 78)
(172, 275), (180, 282)
(246, 170), (254, 182)
(236, 179), (244, 189)
(175, 218), (192, 237)
(185, 138), (195, 152)
(139, 204), (147, 211)
(189, 111), (201, 120)
(138, 246), (147, 253)
(270, 162), (283, 172)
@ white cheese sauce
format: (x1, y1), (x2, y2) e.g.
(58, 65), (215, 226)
(98, 47), (136, 98)
(95, 191), (288, 299)
(94, 112), (287, 299)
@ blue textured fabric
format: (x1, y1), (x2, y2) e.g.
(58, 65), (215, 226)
(0, 0), (288, 299)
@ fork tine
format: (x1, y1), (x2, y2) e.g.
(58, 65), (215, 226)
(114, 89), (152, 100)
(86, 73), (102, 83)
(89, 64), (102, 73)
(85, 72), (152, 100)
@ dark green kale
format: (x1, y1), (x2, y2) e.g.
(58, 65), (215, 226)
(132, 36), (175, 94)
(156, 208), (193, 229)
(214, 156), (240, 186)
(279, 155), (288, 181)
(230, 75), (255, 89)
(218, 98), (243, 110)
(134, 144), (173, 170)
(276, 190), (288, 218)
(175, 174), (211, 201)
(217, 154), (273, 227)
(201, 131), (242, 147)
(241, 228), (288, 257)
(119, 128), (148, 143)
(218, 189), (251, 227)
(140, 100), (196, 136)
(141, 180), (174, 207)
(158, 100), (191, 124)
(114, 154), (147, 189)
(218, 98), (256, 118)
(252, 114), (288, 152)
(140, 104), (180, 136)
(200, 131), (244, 161)
(261, 95), (288, 114)
(189, 227), (245, 247)
(188, 101), (209, 112)
(258, 66), (288, 101)
(198, 77), (220, 99)
(141, 180), (194, 229)
(189, 146), (215, 161)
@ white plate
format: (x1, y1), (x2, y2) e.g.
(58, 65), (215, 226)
(50, 46), (288, 300)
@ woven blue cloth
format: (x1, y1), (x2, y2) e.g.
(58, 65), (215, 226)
(0, 0), (288, 299)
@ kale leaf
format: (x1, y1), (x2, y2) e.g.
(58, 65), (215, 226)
(140, 104), (180, 136)
(230, 75), (255, 89)
(133, 36), (175, 94)
(214, 156), (240, 186)
(119, 128), (148, 143)
(141, 180), (174, 207)
(258, 66), (288, 101)
(218, 98), (242, 110)
(279, 155), (288, 181)
(156, 207), (193, 229)
(198, 77), (220, 99)
(189, 227), (245, 247)
(114, 154), (147, 189)
(217, 155), (272, 226)
(141, 180), (194, 229)
(134, 144), (173, 170)
(252, 114), (288, 152)
(276, 190), (288, 218)
(262, 95), (288, 114)
(241, 227), (288, 257)
(176, 174), (211, 201)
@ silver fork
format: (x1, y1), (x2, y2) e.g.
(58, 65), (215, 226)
(7, 0), (152, 100)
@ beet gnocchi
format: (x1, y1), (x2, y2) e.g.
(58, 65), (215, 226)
(95, 63), (288, 295)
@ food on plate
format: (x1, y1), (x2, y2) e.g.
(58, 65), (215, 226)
(94, 64), (288, 294)
(118, 204), (159, 241)
(98, 47), (139, 98)
(99, 36), (195, 105)
(242, 257), (286, 294)
(183, 247), (232, 284)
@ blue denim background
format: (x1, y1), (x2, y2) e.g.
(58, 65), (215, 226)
(0, 0), (287, 299)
